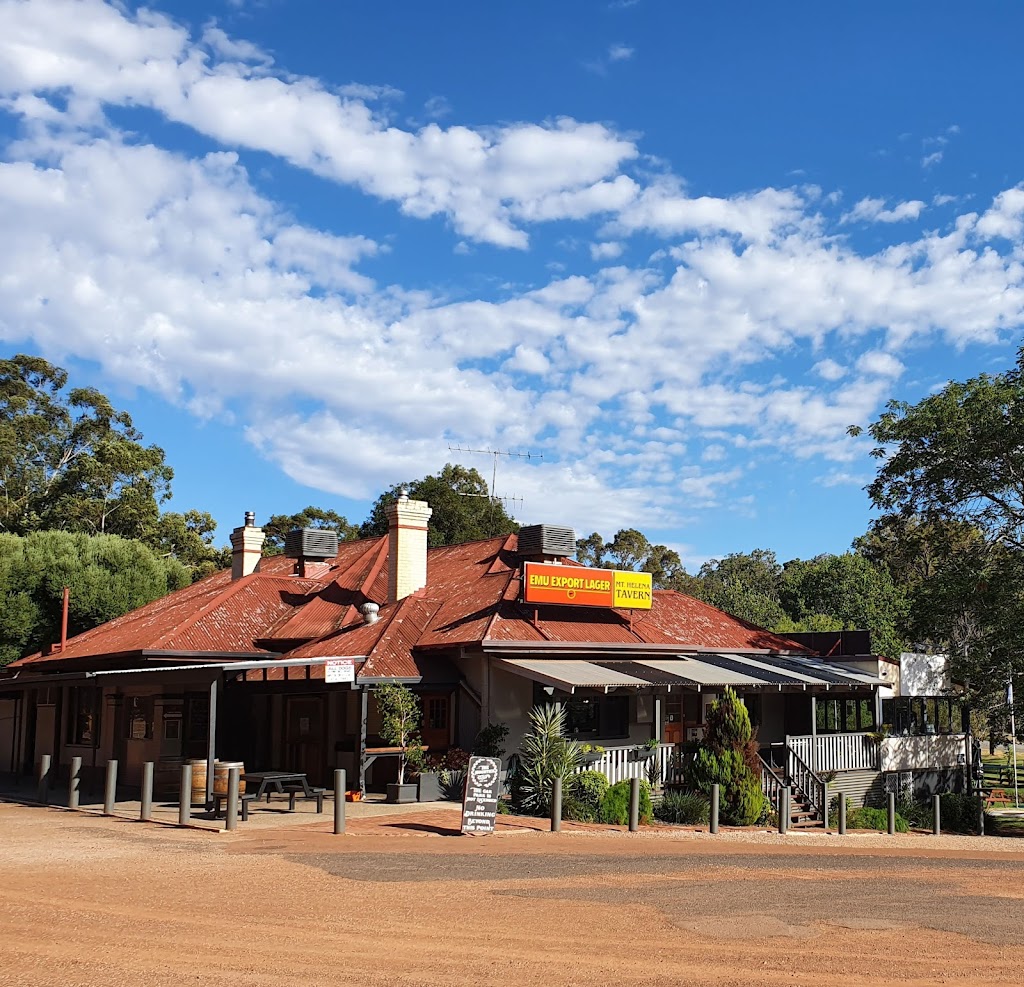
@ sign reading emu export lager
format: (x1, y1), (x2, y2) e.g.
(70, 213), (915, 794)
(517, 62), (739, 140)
(522, 562), (653, 610)
(460, 756), (502, 834)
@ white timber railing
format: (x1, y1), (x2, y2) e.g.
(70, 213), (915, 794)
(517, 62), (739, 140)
(581, 744), (674, 785)
(788, 733), (880, 773)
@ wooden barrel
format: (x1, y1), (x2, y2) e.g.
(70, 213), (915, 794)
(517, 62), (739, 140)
(189, 758), (208, 805)
(213, 761), (246, 795)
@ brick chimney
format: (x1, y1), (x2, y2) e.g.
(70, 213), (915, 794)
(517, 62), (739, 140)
(230, 511), (266, 580)
(385, 490), (432, 602)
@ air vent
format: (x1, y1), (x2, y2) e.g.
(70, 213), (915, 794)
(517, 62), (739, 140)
(284, 528), (339, 559)
(517, 524), (576, 559)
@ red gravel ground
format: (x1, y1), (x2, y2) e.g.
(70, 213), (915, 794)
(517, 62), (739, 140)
(3, 801), (1024, 987)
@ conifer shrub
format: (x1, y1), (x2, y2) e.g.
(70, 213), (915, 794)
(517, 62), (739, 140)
(654, 790), (710, 825)
(682, 687), (767, 826)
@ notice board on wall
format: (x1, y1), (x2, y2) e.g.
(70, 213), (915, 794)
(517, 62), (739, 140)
(460, 756), (502, 835)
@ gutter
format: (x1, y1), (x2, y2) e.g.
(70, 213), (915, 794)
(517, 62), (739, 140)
(479, 640), (791, 656)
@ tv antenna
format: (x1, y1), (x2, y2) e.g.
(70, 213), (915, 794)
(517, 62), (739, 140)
(447, 444), (542, 515)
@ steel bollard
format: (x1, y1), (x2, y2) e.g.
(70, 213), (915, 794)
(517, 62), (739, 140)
(334, 769), (346, 835)
(933, 794), (941, 836)
(37, 754), (51, 805)
(628, 777), (640, 832)
(887, 792), (896, 835)
(140, 762), (153, 822)
(710, 783), (719, 834)
(550, 776), (562, 832)
(777, 787), (788, 834)
(69, 756), (82, 810)
(178, 763), (192, 827)
(225, 766), (240, 831)
(103, 760), (118, 816)
(838, 791), (847, 835)
(978, 793), (985, 836)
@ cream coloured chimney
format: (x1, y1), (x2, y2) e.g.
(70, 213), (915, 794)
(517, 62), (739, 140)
(230, 510), (266, 580)
(385, 490), (432, 601)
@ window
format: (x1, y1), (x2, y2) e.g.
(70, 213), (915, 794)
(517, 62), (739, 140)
(66, 687), (102, 746)
(815, 695), (876, 733)
(125, 696), (154, 741)
(426, 697), (448, 731)
(882, 697), (968, 736)
(533, 687), (631, 741)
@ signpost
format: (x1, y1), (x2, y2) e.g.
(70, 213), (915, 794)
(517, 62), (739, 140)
(325, 659), (356, 684)
(460, 756), (502, 834)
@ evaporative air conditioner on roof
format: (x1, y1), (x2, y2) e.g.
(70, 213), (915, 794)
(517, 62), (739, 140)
(516, 524), (577, 559)
(284, 528), (339, 559)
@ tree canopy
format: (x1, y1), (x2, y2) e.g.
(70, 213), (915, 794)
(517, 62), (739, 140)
(263, 506), (359, 555)
(359, 463), (519, 547)
(1, 354), (173, 539)
(0, 531), (190, 665)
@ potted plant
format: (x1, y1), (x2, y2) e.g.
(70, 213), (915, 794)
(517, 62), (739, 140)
(579, 744), (606, 766)
(375, 683), (423, 804)
(630, 737), (660, 762)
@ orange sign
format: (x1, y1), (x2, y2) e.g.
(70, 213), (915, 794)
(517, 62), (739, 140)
(522, 562), (653, 610)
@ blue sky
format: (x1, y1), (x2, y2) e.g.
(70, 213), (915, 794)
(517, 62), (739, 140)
(1, 0), (1023, 568)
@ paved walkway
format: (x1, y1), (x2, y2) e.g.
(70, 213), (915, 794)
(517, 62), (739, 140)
(0, 776), (461, 832)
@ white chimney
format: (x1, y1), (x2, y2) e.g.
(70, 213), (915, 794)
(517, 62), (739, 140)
(385, 489), (432, 602)
(230, 510), (266, 580)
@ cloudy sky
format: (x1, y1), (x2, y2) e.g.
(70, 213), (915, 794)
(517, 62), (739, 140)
(1, 0), (1023, 567)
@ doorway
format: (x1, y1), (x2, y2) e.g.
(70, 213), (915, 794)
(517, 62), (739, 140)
(420, 692), (453, 755)
(285, 696), (326, 785)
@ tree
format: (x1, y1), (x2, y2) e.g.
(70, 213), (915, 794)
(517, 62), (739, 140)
(604, 528), (651, 571)
(0, 531), (190, 665)
(146, 510), (231, 579)
(262, 506), (359, 555)
(359, 464), (519, 547)
(689, 550), (787, 628)
(854, 351), (1024, 705)
(575, 532), (606, 568)
(575, 528), (686, 589)
(779, 553), (909, 659)
(373, 683), (423, 786)
(515, 703), (582, 814)
(0, 355), (173, 538)
(851, 350), (1024, 550)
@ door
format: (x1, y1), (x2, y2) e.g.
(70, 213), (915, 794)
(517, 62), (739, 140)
(420, 692), (452, 755)
(285, 696), (326, 785)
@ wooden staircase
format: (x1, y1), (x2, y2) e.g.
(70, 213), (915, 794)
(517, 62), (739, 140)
(759, 754), (827, 829)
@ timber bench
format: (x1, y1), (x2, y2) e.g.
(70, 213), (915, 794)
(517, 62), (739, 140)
(984, 788), (1012, 807)
(283, 785), (327, 812)
(212, 792), (260, 820)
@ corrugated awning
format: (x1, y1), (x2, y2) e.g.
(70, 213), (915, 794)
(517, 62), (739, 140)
(495, 658), (651, 691)
(493, 653), (883, 691)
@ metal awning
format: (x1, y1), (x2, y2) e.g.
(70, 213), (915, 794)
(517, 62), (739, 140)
(495, 658), (651, 692)
(494, 653), (883, 691)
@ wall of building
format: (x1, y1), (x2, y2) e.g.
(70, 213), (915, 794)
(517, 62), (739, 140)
(0, 699), (16, 773)
(881, 734), (967, 772)
(899, 653), (951, 696)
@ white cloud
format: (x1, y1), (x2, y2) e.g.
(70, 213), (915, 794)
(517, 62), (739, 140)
(843, 197), (926, 224)
(813, 358), (847, 381)
(856, 350), (905, 378)
(590, 241), (624, 260)
(608, 44), (635, 62)
(922, 151), (943, 168)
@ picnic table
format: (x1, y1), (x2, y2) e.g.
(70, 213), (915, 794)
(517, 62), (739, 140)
(213, 770), (326, 820)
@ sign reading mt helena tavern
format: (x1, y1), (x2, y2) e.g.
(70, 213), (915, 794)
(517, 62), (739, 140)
(522, 562), (653, 610)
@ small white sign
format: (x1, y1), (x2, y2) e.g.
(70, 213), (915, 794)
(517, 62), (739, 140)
(324, 659), (355, 684)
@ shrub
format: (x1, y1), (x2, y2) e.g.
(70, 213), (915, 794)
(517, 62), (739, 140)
(654, 790), (709, 825)
(562, 794), (597, 823)
(599, 779), (653, 825)
(683, 688), (767, 826)
(845, 806), (909, 833)
(573, 770), (609, 813)
(472, 723), (509, 759)
(939, 793), (982, 834)
(515, 704), (582, 814)
(437, 768), (466, 800)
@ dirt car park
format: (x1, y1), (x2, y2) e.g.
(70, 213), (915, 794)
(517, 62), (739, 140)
(3, 799), (1024, 987)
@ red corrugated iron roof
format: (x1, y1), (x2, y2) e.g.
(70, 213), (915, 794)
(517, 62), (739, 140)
(10, 529), (808, 673)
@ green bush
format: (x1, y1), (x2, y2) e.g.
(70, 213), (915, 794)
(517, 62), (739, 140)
(654, 790), (709, 825)
(599, 780), (653, 826)
(939, 793), (982, 834)
(682, 688), (767, 826)
(847, 806), (909, 833)
(561, 794), (596, 822)
(573, 770), (609, 812)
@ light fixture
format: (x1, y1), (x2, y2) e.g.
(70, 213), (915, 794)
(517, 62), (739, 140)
(542, 685), (555, 696)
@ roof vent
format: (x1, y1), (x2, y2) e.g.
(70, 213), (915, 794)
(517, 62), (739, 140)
(517, 524), (576, 559)
(360, 602), (380, 625)
(284, 528), (339, 559)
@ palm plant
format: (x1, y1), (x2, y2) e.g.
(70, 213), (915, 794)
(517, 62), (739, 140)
(517, 703), (582, 814)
